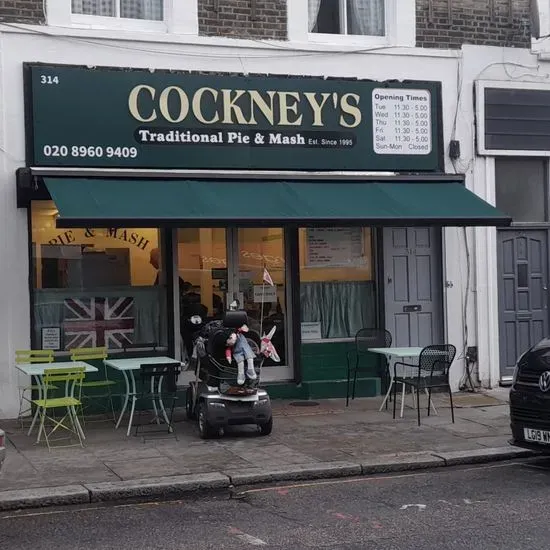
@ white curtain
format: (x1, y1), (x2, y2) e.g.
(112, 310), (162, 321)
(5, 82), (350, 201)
(308, 0), (322, 32)
(72, 0), (163, 19)
(347, 0), (385, 36)
(71, 0), (116, 16)
(120, 0), (164, 20)
(301, 281), (376, 339)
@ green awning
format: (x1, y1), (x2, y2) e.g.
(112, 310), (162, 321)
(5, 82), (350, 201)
(44, 177), (511, 228)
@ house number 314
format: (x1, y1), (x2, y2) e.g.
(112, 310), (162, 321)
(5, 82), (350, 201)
(40, 75), (59, 85)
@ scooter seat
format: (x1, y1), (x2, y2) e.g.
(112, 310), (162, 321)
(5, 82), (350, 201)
(223, 310), (248, 329)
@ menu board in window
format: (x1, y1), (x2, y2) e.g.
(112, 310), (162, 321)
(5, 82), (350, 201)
(306, 228), (365, 268)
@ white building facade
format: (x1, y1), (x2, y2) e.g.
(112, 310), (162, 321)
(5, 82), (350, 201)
(0, 0), (531, 418)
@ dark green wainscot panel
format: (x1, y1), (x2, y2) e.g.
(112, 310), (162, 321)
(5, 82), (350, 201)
(262, 342), (383, 400)
(300, 341), (382, 399)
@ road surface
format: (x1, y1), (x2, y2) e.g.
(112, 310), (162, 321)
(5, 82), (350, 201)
(3, 458), (550, 549)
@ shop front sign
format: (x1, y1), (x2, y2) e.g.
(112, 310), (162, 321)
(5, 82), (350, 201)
(25, 64), (442, 171)
(46, 228), (152, 250)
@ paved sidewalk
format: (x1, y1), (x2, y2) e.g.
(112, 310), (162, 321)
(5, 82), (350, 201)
(0, 388), (530, 509)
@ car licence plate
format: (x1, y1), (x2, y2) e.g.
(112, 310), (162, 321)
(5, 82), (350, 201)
(524, 427), (550, 444)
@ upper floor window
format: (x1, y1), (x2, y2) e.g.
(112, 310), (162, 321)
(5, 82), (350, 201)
(308, 0), (385, 36)
(495, 158), (548, 223)
(72, 0), (164, 21)
(46, 0), (198, 34)
(287, 0), (415, 48)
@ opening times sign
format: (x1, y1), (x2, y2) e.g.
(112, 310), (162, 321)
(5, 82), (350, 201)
(25, 64), (442, 171)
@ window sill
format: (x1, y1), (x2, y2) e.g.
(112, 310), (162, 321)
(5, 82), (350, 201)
(307, 32), (388, 48)
(508, 221), (550, 227)
(3, 24), (457, 57)
(71, 14), (167, 33)
(51, 346), (169, 358)
(302, 338), (355, 344)
(532, 39), (550, 60)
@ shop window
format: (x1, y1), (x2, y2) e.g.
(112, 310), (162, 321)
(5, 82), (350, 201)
(72, 0), (163, 20)
(177, 228), (226, 319)
(31, 200), (167, 352)
(309, 0), (385, 36)
(495, 158), (547, 223)
(237, 228), (287, 367)
(177, 228), (288, 367)
(177, 228), (227, 358)
(299, 227), (376, 340)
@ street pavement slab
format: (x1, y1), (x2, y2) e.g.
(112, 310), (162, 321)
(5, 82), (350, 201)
(0, 390), (532, 510)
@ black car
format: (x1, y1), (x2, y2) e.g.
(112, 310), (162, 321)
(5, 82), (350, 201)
(510, 337), (550, 451)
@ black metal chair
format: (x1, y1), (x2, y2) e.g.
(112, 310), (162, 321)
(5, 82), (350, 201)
(134, 362), (182, 437)
(392, 344), (457, 426)
(346, 328), (392, 406)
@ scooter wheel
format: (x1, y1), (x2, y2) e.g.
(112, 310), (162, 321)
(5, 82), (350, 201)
(197, 402), (220, 439)
(186, 386), (196, 420)
(258, 416), (273, 436)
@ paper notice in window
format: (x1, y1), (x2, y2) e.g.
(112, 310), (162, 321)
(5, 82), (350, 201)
(253, 285), (277, 303)
(42, 327), (61, 350)
(301, 322), (322, 341)
(306, 227), (365, 268)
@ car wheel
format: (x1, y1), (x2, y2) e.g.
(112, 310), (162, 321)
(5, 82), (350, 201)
(258, 417), (273, 436)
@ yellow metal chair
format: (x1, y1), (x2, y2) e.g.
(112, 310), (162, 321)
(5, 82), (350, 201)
(69, 347), (116, 422)
(32, 366), (86, 450)
(15, 349), (55, 429)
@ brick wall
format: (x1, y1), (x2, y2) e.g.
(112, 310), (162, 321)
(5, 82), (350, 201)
(198, 0), (286, 40)
(417, 0), (531, 49)
(0, 0), (44, 24)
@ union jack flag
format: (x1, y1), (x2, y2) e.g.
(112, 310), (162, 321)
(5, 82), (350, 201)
(63, 297), (135, 350)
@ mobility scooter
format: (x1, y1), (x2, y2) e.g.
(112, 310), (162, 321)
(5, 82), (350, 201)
(185, 305), (277, 439)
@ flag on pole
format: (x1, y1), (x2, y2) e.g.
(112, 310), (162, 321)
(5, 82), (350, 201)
(263, 267), (274, 286)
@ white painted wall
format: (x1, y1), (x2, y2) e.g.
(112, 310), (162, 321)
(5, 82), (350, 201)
(0, 31), (32, 419)
(0, 25), (473, 417)
(458, 45), (550, 388)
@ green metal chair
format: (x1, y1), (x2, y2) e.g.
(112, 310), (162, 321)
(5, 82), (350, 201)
(32, 366), (86, 450)
(69, 347), (116, 423)
(15, 349), (56, 429)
